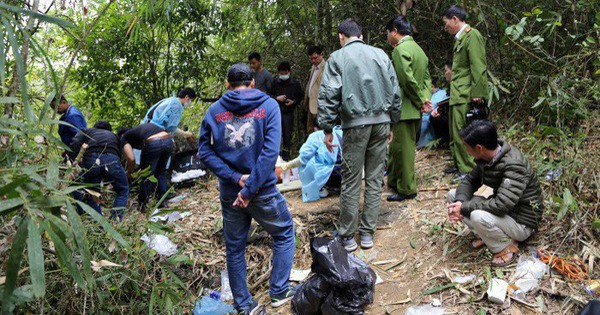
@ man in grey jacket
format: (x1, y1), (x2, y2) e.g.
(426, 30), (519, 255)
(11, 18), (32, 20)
(318, 19), (402, 252)
(447, 120), (543, 267)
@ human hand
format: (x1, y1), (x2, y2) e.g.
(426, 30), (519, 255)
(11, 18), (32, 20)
(471, 98), (483, 104)
(388, 131), (394, 144)
(276, 95), (287, 102)
(233, 192), (250, 208)
(238, 174), (249, 188)
(421, 100), (433, 113)
(184, 131), (196, 144)
(285, 99), (295, 106)
(447, 201), (463, 223)
(323, 132), (337, 153)
(431, 109), (439, 117)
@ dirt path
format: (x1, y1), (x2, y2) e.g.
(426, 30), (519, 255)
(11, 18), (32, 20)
(177, 148), (573, 314)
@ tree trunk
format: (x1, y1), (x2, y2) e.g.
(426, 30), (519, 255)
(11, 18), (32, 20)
(4, 0), (40, 118)
(324, 0), (333, 52)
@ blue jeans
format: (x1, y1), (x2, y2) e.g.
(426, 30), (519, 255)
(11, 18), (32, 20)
(139, 138), (173, 208)
(220, 192), (295, 310)
(74, 153), (130, 221)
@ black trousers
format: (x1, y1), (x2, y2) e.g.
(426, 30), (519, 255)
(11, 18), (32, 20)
(431, 112), (450, 145)
(281, 112), (294, 161)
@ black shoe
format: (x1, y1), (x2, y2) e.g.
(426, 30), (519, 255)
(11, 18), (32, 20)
(236, 299), (261, 315)
(386, 193), (417, 202)
(444, 166), (458, 174)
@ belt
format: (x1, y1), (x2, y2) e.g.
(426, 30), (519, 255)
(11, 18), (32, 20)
(145, 132), (171, 144)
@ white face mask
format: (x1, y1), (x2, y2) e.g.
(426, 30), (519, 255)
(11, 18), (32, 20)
(279, 74), (290, 81)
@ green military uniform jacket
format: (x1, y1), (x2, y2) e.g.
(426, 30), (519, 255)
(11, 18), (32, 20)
(391, 36), (432, 120)
(317, 39), (402, 132)
(450, 25), (488, 106)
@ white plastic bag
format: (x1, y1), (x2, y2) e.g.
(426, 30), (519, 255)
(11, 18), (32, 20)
(141, 234), (178, 257)
(405, 305), (445, 315)
(509, 254), (548, 296)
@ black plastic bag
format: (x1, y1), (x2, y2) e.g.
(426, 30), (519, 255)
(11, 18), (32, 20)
(310, 237), (375, 313)
(320, 292), (357, 315)
(291, 275), (331, 315)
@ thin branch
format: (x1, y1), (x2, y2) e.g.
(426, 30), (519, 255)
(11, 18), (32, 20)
(507, 37), (558, 69)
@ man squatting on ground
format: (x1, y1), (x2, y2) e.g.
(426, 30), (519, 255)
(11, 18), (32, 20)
(447, 120), (544, 267)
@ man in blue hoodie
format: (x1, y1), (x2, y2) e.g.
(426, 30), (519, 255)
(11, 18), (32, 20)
(199, 63), (296, 314)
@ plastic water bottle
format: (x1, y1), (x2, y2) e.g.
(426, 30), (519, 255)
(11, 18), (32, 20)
(282, 169), (290, 186)
(208, 290), (221, 300)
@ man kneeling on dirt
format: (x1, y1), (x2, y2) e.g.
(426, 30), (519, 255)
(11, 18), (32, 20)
(447, 120), (543, 267)
(199, 63), (296, 314)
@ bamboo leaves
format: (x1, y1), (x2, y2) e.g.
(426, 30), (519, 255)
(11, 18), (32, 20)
(26, 219), (45, 297)
(1, 16), (32, 121)
(1, 217), (30, 314)
(0, 3), (75, 29)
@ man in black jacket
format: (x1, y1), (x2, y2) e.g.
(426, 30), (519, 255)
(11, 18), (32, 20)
(447, 120), (543, 267)
(71, 120), (130, 221)
(268, 61), (304, 161)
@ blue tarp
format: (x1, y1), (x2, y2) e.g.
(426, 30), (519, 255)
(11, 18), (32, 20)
(418, 88), (447, 148)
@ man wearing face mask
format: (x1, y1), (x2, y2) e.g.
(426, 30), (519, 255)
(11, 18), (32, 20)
(142, 87), (197, 141)
(268, 61), (304, 161)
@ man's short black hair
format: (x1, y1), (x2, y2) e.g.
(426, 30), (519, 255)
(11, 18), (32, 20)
(307, 45), (323, 55)
(445, 59), (453, 68)
(51, 94), (67, 105)
(227, 63), (254, 88)
(459, 120), (498, 150)
(177, 87), (196, 99)
(94, 120), (112, 131)
(277, 61), (291, 72)
(338, 19), (362, 38)
(385, 16), (413, 36)
(248, 52), (261, 61)
(443, 5), (467, 22)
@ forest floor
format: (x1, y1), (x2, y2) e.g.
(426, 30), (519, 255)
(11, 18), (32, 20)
(167, 147), (595, 315)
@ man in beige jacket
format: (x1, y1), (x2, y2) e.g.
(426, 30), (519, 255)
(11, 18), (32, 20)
(304, 45), (326, 133)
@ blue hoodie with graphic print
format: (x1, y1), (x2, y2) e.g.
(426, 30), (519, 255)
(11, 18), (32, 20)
(199, 89), (281, 200)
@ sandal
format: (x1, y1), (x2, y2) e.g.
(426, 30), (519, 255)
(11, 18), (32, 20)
(470, 238), (486, 249)
(491, 243), (519, 267)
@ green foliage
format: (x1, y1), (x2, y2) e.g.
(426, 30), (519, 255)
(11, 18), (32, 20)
(73, 0), (218, 129)
(554, 188), (580, 220)
(1, 0), (598, 313)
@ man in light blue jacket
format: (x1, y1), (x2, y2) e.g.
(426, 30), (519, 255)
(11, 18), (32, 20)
(142, 87), (196, 136)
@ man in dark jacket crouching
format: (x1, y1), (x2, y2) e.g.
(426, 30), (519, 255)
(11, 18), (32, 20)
(447, 120), (543, 267)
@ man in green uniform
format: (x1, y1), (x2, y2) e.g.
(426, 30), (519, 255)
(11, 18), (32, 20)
(385, 17), (432, 202)
(442, 5), (488, 181)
